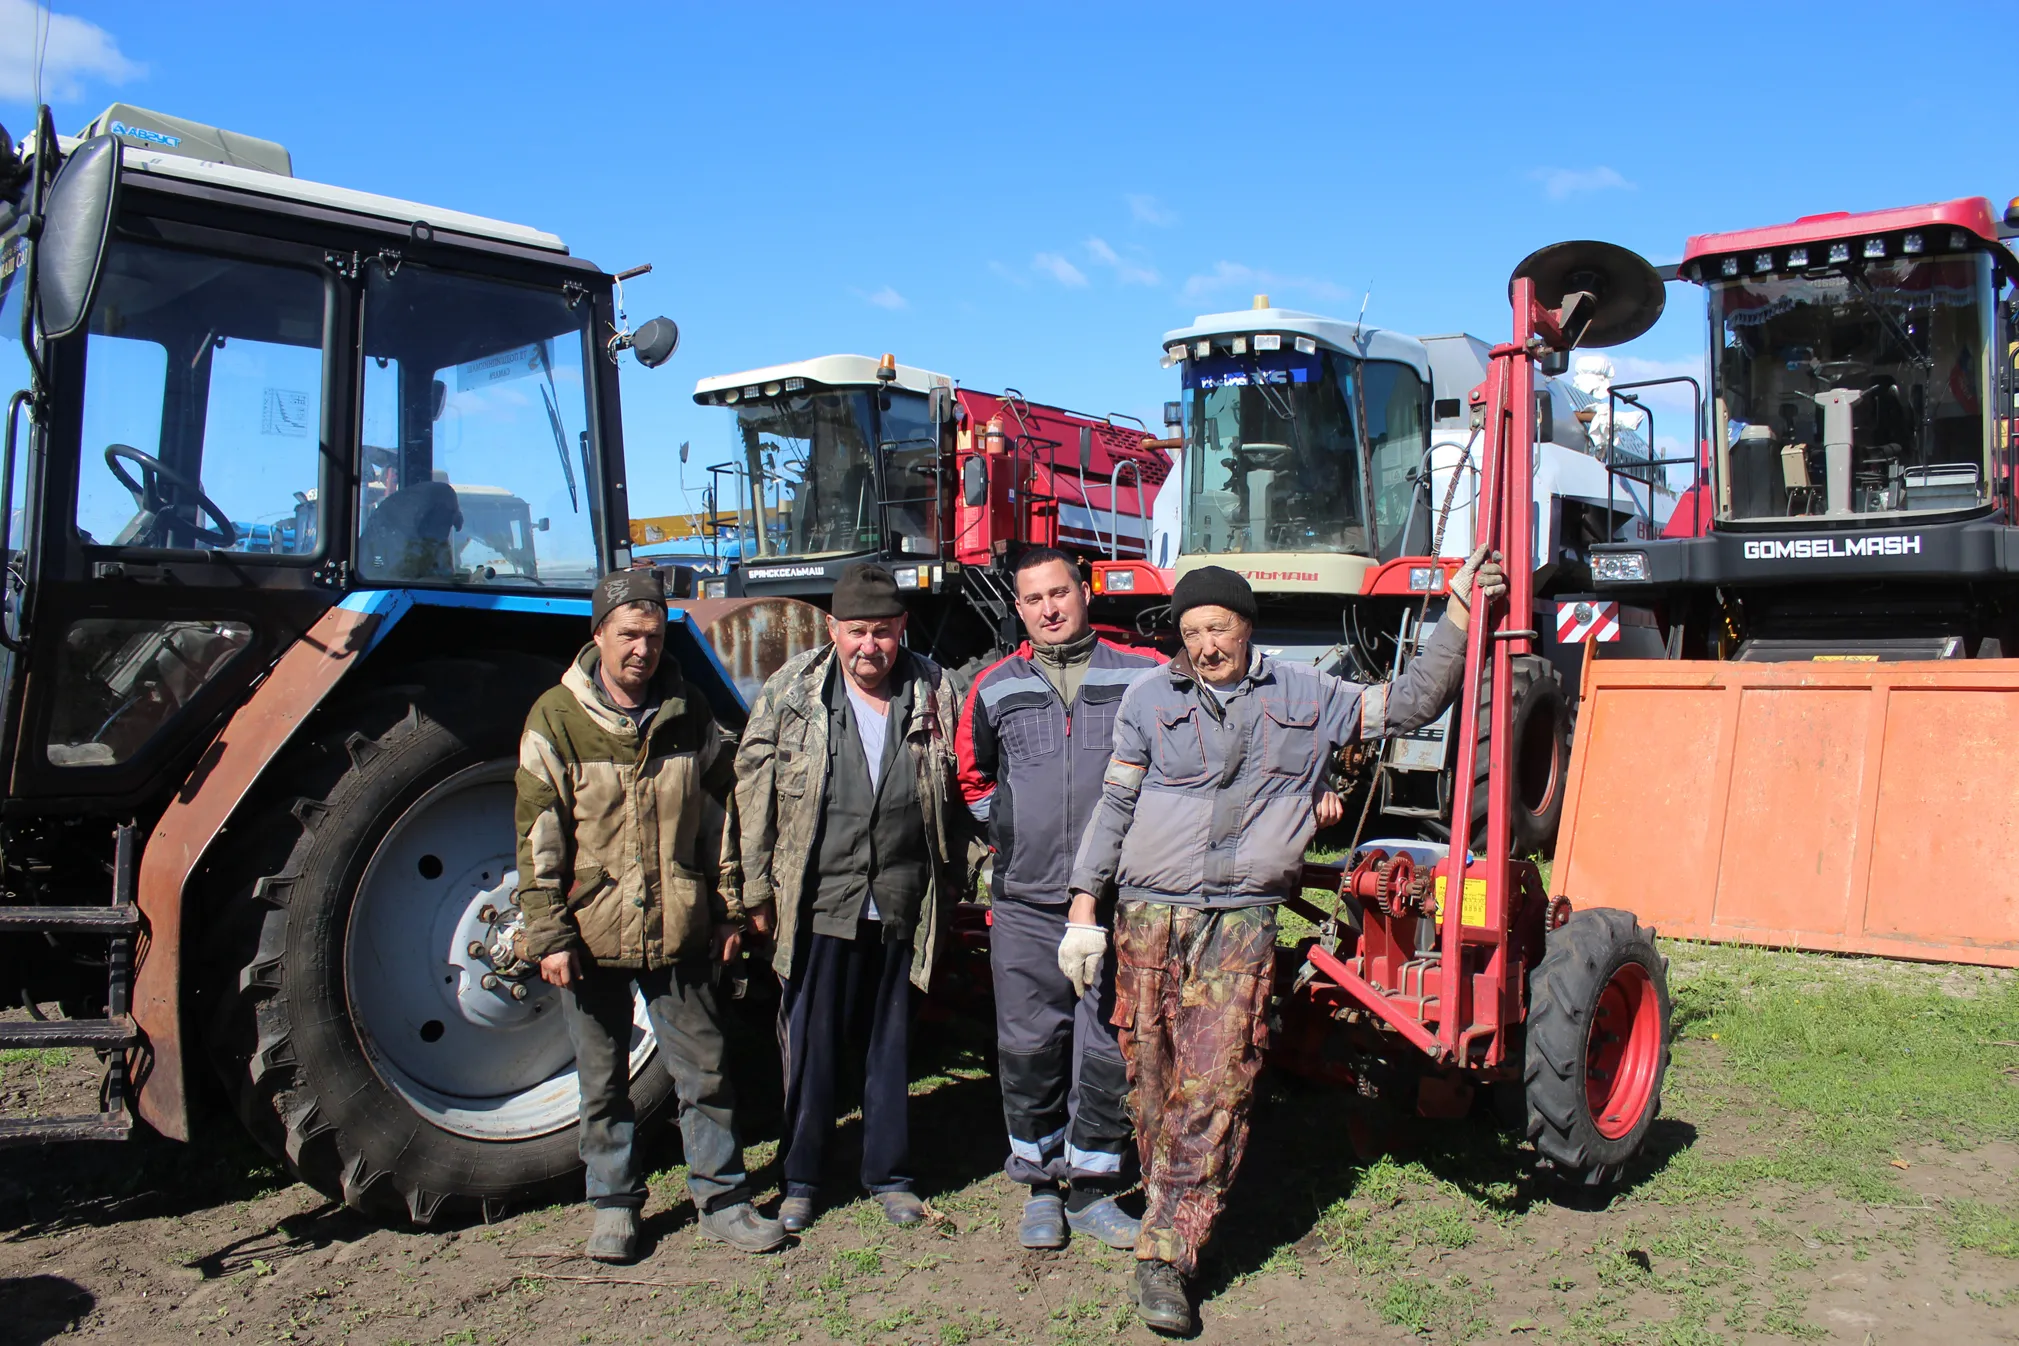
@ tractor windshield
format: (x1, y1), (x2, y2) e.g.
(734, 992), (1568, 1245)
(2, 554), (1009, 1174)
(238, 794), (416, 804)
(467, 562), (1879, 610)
(728, 387), (939, 560)
(1181, 348), (1369, 556)
(1711, 251), (2000, 522)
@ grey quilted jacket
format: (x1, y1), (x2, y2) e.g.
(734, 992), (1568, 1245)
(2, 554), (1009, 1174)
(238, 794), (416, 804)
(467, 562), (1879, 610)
(1069, 618), (1468, 907)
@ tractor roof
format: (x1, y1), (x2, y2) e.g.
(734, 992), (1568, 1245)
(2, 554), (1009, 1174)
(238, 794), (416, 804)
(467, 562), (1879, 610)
(1680, 197), (2000, 274)
(693, 354), (953, 404)
(1161, 304), (1430, 375)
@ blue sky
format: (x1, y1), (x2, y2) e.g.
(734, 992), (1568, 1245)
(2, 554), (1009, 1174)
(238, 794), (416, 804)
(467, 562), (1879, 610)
(6, 0), (2015, 517)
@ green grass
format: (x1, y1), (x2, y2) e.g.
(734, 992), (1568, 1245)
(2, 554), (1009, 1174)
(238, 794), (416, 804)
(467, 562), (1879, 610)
(1647, 942), (2019, 1203)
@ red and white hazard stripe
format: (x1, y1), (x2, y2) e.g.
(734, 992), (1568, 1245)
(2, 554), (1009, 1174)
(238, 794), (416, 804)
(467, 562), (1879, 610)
(1556, 599), (1620, 643)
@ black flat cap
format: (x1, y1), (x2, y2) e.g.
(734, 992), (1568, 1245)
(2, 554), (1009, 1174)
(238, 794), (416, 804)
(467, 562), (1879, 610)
(831, 563), (906, 620)
(1170, 565), (1258, 623)
(593, 566), (667, 631)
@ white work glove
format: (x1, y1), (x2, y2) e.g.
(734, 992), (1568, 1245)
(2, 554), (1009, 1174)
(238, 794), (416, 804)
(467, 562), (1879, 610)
(1057, 923), (1108, 999)
(1449, 545), (1508, 610)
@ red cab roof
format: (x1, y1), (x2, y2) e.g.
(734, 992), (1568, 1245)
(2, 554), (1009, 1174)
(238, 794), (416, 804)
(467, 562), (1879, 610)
(1681, 197), (1998, 267)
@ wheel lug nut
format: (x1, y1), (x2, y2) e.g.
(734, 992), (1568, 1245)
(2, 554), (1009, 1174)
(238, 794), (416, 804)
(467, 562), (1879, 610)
(478, 905), (498, 923)
(509, 982), (529, 1001)
(480, 973), (501, 991)
(467, 941), (487, 959)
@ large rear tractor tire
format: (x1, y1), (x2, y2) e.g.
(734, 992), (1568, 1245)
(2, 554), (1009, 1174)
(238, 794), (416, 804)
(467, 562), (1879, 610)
(1523, 908), (1670, 1186)
(197, 655), (675, 1224)
(1470, 654), (1570, 856)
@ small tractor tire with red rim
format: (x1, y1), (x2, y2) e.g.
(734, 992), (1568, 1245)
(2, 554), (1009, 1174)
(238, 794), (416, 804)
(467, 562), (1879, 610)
(1523, 907), (1670, 1185)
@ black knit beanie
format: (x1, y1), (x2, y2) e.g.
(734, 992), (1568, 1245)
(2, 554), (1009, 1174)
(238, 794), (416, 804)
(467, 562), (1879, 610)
(831, 563), (906, 620)
(1170, 565), (1258, 624)
(593, 566), (667, 631)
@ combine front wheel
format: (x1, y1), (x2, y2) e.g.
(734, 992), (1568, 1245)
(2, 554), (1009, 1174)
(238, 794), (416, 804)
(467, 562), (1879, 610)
(1523, 908), (1670, 1184)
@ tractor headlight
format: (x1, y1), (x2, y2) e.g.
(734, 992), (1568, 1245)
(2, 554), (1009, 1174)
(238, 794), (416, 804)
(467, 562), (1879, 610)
(701, 579), (728, 599)
(1592, 550), (1651, 583)
(892, 566), (921, 590)
(1105, 568), (1136, 593)
(1407, 566), (1445, 592)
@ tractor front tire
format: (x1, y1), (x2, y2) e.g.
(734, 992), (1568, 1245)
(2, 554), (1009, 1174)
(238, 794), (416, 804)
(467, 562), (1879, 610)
(197, 655), (676, 1224)
(1523, 908), (1670, 1185)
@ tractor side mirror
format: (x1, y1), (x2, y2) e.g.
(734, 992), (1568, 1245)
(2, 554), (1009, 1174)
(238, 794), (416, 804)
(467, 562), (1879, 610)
(631, 316), (679, 369)
(31, 133), (122, 343)
(962, 456), (988, 507)
(679, 439), (690, 463)
(536, 517), (551, 532)
(928, 385), (955, 426)
(1079, 424), (1093, 473)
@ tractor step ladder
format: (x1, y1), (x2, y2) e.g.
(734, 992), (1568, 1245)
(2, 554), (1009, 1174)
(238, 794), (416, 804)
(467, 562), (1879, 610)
(0, 822), (139, 1146)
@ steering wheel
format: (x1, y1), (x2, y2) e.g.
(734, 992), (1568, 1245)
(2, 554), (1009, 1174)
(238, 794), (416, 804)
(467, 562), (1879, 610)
(103, 444), (238, 550)
(1810, 360), (1870, 391)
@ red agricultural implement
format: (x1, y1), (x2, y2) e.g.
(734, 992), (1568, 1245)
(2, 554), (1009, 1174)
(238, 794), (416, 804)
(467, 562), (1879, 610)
(1279, 244), (1677, 1184)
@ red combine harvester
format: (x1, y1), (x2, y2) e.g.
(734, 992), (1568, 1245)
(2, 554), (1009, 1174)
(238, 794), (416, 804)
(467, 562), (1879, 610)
(690, 355), (1170, 672)
(1560, 196), (2019, 968)
(1281, 243), (1676, 1184)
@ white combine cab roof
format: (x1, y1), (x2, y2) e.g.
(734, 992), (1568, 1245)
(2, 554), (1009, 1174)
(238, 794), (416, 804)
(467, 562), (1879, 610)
(694, 354), (952, 405)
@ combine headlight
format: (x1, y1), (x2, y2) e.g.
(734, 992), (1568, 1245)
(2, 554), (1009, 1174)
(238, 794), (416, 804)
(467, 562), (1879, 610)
(1753, 252), (1773, 273)
(1862, 237), (1885, 259)
(1294, 336), (1317, 355)
(892, 566), (921, 590)
(1721, 257), (1740, 277)
(1828, 242), (1851, 264)
(1592, 551), (1651, 584)
(1787, 246), (1809, 268)
(1901, 232), (1924, 255)
(1105, 568), (1136, 593)
(1254, 334), (1281, 352)
(1407, 566), (1445, 592)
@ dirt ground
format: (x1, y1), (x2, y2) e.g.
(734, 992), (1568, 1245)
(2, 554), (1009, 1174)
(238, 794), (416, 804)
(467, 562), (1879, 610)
(0, 944), (2014, 1345)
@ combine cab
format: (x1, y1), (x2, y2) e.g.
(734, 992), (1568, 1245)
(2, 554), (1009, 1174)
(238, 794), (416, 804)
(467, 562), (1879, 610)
(1557, 196), (2019, 967)
(689, 356), (1169, 668)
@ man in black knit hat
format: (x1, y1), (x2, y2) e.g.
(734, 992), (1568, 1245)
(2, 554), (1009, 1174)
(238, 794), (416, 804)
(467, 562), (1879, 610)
(734, 563), (967, 1232)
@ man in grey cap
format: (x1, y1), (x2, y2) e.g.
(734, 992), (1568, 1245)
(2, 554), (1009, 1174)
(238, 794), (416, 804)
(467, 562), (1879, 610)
(1069, 550), (1504, 1333)
(735, 563), (968, 1231)
(514, 566), (785, 1263)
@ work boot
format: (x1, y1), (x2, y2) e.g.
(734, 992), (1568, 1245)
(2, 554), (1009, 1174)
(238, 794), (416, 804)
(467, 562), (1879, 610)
(779, 1194), (816, 1234)
(1134, 1259), (1191, 1335)
(699, 1202), (788, 1253)
(876, 1189), (926, 1227)
(585, 1206), (640, 1264)
(1066, 1194), (1141, 1250)
(1018, 1188), (1067, 1249)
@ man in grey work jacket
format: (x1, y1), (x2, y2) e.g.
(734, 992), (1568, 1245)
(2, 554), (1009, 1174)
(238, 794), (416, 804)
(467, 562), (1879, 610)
(955, 546), (1161, 1251)
(1069, 552), (1505, 1334)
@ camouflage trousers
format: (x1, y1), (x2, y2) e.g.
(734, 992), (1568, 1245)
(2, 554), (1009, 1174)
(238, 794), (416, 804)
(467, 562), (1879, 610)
(1111, 900), (1276, 1275)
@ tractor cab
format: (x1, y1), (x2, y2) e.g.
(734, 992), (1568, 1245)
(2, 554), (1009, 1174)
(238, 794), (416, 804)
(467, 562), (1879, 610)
(1686, 199), (2017, 527)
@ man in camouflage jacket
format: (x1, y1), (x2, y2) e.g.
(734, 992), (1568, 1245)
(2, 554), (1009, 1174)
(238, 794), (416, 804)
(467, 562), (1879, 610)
(515, 568), (784, 1263)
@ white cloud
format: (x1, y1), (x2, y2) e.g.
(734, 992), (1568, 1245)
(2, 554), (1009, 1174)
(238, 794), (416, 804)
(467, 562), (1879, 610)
(986, 260), (1030, 289)
(1085, 236), (1161, 287)
(0, 0), (143, 102)
(1530, 165), (1635, 201)
(859, 285), (906, 310)
(1126, 193), (1177, 227)
(1181, 260), (1350, 304)
(1032, 252), (1088, 288)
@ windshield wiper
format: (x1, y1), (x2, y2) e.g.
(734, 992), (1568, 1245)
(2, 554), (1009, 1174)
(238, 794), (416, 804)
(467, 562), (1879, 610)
(534, 341), (581, 512)
(1845, 267), (1933, 372)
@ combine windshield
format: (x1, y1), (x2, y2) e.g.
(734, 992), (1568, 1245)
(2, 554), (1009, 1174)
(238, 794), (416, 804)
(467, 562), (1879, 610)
(1181, 348), (1367, 556)
(730, 388), (937, 559)
(1712, 252), (2000, 522)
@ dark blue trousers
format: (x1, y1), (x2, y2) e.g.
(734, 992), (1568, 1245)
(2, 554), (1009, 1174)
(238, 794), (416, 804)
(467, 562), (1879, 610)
(778, 921), (914, 1197)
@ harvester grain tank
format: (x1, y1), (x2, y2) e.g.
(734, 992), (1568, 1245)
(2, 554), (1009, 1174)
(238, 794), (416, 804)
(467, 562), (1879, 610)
(1558, 196), (2019, 967)
(0, 104), (823, 1219)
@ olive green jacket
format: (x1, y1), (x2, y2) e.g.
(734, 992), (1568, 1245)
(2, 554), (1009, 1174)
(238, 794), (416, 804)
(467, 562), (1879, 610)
(513, 646), (743, 969)
(734, 645), (965, 991)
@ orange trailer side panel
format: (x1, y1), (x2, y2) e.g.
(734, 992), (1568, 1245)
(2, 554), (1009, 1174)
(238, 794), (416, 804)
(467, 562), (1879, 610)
(1551, 660), (2019, 968)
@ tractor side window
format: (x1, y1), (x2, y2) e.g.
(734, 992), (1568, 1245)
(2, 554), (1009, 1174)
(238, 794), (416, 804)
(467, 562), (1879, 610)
(1363, 361), (1429, 557)
(75, 243), (326, 554)
(1, 227), (31, 566)
(357, 266), (599, 588)
(44, 617), (252, 766)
